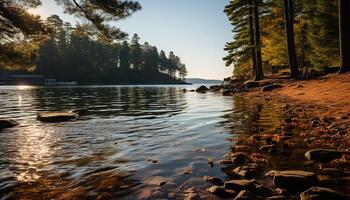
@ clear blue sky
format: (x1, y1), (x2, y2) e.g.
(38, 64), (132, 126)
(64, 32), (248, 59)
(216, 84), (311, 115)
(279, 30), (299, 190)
(30, 0), (233, 80)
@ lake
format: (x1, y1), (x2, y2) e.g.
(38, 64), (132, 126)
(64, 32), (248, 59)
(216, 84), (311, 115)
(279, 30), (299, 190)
(0, 85), (284, 199)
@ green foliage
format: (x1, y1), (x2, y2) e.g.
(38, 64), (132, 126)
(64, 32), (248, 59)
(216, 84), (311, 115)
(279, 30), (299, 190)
(0, 0), (141, 70)
(224, 0), (342, 77)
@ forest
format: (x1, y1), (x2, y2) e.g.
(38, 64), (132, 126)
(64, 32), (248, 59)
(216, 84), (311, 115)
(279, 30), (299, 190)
(0, 1), (187, 84)
(224, 0), (350, 80)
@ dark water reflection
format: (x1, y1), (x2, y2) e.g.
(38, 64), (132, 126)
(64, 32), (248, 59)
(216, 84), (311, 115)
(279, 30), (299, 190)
(0, 85), (302, 199)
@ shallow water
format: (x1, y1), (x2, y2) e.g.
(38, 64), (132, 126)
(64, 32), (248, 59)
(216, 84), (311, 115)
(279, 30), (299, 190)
(0, 85), (329, 199)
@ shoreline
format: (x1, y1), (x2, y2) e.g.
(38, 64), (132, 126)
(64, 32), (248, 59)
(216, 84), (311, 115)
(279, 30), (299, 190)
(202, 73), (350, 199)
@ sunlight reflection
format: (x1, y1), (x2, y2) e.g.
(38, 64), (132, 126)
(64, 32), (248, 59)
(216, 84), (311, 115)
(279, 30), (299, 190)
(13, 124), (59, 182)
(16, 85), (32, 90)
(18, 94), (22, 107)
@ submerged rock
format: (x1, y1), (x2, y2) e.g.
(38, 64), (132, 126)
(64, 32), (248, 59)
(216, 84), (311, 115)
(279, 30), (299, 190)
(37, 112), (78, 122)
(195, 85), (209, 93)
(224, 179), (255, 191)
(300, 187), (350, 200)
(305, 149), (343, 162)
(204, 176), (224, 186)
(266, 170), (318, 193)
(261, 84), (284, 92)
(0, 119), (19, 129)
(69, 108), (89, 115)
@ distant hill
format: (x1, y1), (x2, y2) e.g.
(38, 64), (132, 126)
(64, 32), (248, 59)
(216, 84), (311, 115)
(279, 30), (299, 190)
(186, 78), (222, 85)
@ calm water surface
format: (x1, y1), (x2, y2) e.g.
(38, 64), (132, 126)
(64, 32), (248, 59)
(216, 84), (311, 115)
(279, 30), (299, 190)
(0, 85), (282, 199)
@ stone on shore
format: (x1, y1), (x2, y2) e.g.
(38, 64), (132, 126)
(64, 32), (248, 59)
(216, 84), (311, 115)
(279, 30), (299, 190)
(300, 187), (350, 200)
(304, 149), (343, 162)
(245, 81), (260, 88)
(209, 85), (223, 92)
(37, 112), (78, 122)
(224, 179), (255, 191)
(0, 119), (19, 129)
(261, 84), (284, 92)
(234, 190), (264, 200)
(221, 89), (234, 96)
(195, 85), (209, 93)
(230, 152), (248, 165)
(204, 176), (224, 186)
(207, 186), (235, 198)
(266, 170), (318, 193)
(233, 165), (263, 178)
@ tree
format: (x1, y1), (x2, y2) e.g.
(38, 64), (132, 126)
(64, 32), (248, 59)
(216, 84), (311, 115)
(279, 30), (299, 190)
(130, 33), (143, 71)
(338, 0), (350, 73)
(0, 0), (141, 70)
(283, 0), (299, 78)
(159, 50), (168, 74)
(253, 0), (264, 80)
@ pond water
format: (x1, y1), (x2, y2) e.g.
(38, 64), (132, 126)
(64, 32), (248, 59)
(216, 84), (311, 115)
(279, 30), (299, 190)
(0, 85), (293, 199)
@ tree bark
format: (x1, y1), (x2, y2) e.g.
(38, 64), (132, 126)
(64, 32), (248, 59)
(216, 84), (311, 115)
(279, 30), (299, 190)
(283, 0), (299, 78)
(253, 0), (264, 80)
(339, 0), (350, 73)
(249, 0), (258, 80)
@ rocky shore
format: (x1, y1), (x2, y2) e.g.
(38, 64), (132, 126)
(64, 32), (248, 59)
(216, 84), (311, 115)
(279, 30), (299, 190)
(192, 73), (350, 199)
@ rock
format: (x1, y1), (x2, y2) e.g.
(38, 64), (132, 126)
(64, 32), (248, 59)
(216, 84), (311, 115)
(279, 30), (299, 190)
(300, 187), (350, 200)
(207, 186), (234, 198)
(305, 149), (343, 162)
(234, 190), (264, 200)
(97, 192), (112, 200)
(245, 81), (260, 88)
(0, 119), (19, 129)
(268, 196), (287, 200)
(233, 165), (262, 178)
(98, 178), (117, 190)
(322, 116), (335, 124)
(232, 145), (250, 152)
(266, 170), (318, 193)
(259, 144), (276, 152)
(69, 108), (88, 115)
(311, 119), (320, 127)
(37, 112), (78, 122)
(224, 179), (255, 191)
(221, 89), (234, 96)
(195, 85), (209, 93)
(209, 85), (223, 92)
(261, 84), (284, 92)
(231, 152), (248, 165)
(204, 176), (224, 186)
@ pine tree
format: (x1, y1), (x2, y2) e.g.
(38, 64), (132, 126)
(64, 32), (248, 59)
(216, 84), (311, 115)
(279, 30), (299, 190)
(338, 0), (350, 73)
(283, 0), (299, 78)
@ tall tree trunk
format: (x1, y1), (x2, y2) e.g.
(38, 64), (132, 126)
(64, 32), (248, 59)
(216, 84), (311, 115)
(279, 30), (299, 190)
(283, 0), (299, 78)
(253, 0), (264, 80)
(339, 0), (350, 73)
(249, 0), (258, 80)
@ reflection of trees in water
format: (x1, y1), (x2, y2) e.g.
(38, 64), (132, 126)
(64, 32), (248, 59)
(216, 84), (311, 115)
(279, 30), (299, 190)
(30, 86), (187, 117)
(219, 95), (283, 136)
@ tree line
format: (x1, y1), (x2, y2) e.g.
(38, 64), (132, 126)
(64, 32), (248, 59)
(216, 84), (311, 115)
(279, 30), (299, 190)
(0, 1), (188, 84)
(35, 15), (187, 84)
(224, 0), (350, 80)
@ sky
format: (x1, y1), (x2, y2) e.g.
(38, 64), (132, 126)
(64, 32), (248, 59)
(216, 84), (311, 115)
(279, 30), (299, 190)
(30, 0), (233, 80)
